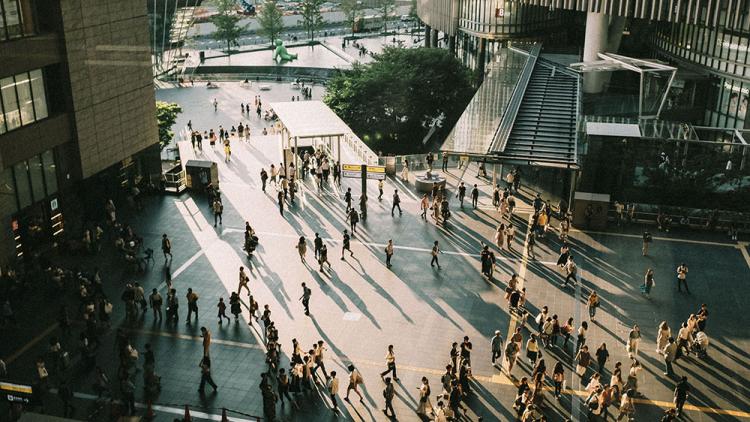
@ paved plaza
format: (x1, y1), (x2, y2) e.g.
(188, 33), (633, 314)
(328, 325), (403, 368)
(2, 83), (750, 422)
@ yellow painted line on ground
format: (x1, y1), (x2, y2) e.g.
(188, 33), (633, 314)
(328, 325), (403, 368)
(571, 228), (737, 247)
(502, 213), (534, 374)
(4, 322), (59, 364)
(737, 242), (750, 270)
(129, 326), (750, 417)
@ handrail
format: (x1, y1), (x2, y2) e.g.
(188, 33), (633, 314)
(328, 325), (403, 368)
(488, 44), (541, 153)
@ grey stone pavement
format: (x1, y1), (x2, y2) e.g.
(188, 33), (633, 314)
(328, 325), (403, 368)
(2, 82), (750, 422)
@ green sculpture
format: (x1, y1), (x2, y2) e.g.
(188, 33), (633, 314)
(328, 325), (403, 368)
(273, 39), (298, 62)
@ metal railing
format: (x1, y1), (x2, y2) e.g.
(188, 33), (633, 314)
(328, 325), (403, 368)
(343, 133), (379, 165)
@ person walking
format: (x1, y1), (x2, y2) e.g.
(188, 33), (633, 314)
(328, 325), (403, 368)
(552, 361), (565, 400)
(430, 241), (442, 269)
(505, 224), (515, 251)
(217, 297), (230, 324)
(379, 345), (399, 381)
(314, 233), (323, 259)
(442, 152), (449, 171)
(260, 168), (268, 192)
(416, 377), (433, 417)
(278, 368), (297, 409)
(341, 230), (354, 260)
(471, 184), (479, 208)
(627, 324), (641, 359)
(642, 230), (652, 256)
(595, 343), (610, 374)
(295, 236), (307, 263)
(149, 288), (162, 321)
(656, 321), (672, 353)
(384, 239), (394, 268)
(641, 268), (656, 297)
(382, 376), (396, 417)
(344, 364), (364, 403)
(201, 326), (211, 357)
(161, 234), (172, 261)
(673, 376), (690, 416)
(344, 187), (353, 211)
(505, 340), (520, 375)
(300, 282), (311, 316)
(491, 330), (503, 366)
(378, 180), (384, 200)
(392, 190), (402, 216)
(277, 190), (285, 216)
(318, 244), (331, 271)
(186, 288), (199, 322)
(457, 182), (466, 207)
(575, 345), (592, 378)
(120, 376), (136, 415)
(237, 266), (250, 296)
(313, 340), (330, 380)
(327, 370), (340, 413)
(587, 291), (600, 321)
(198, 356), (218, 394)
(562, 255), (578, 287)
(420, 194), (429, 220)
(346, 208), (359, 234)
(676, 263), (690, 293)
(662, 337), (679, 376)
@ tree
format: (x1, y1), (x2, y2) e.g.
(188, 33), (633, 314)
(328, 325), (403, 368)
(340, 0), (362, 35)
(257, 0), (284, 45)
(156, 101), (183, 150)
(324, 48), (475, 154)
(211, 0), (245, 54)
(300, 0), (325, 41)
(378, 0), (395, 32)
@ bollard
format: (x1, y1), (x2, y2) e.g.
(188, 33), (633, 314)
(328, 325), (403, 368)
(184, 404), (192, 421)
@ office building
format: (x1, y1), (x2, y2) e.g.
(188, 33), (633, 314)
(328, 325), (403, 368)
(0, 0), (159, 263)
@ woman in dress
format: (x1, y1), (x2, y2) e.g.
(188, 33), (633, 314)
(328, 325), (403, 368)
(494, 224), (505, 250)
(416, 376), (433, 416)
(656, 321), (671, 353)
(295, 236), (307, 263)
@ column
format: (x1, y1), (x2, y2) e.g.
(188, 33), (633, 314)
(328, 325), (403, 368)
(431, 29), (439, 48)
(582, 12), (608, 94)
(425, 25), (432, 48)
(448, 35), (456, 54)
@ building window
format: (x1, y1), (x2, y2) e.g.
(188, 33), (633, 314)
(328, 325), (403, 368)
(0, 68), (47, 134)
(41, 149), (56, 195)
(0, 0), (34, 41)
(5, 148), (58, 211)
(13, 160), (31, 209)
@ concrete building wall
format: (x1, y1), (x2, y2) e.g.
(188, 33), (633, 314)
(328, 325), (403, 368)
(59, 0), (158, 178)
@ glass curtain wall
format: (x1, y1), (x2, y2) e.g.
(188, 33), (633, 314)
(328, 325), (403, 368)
(0, 68), (48, 134)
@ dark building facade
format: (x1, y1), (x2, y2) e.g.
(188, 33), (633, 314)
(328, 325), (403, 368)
(0, 0), (159, 264)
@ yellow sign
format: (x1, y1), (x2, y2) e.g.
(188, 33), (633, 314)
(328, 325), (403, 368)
(342, 164), (361, 172)
(366, 165), (385, 173)
(0, 382), (33, 395)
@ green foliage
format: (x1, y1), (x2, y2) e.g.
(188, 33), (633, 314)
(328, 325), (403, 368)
(211, 0), (245, 54)
(258, 0), (285, 45)
(378, 0), (395, 32)
(324, 48), (475, 154)
(340, 0), (362, 35)
(300, 0), (325, 41)
(156, 101), (183, 150)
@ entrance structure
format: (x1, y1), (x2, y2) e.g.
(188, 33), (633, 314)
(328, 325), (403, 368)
(271, 101), (378, 179)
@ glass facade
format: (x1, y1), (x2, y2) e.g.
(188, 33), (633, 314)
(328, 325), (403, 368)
(0, 0), (34, 40)
(0, 68), (47, 134)
(1, 148), (58, 213)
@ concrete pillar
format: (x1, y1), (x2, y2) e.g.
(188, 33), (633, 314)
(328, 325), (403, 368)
(448, 35), (456, 54)
(431, 30), (438, 49)
(582, 12), (609, 94)
(477, 38), (487, 83)
(425, 25), (432, 48)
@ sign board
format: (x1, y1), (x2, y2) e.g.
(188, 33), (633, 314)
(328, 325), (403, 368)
(495, 8), (504, 17)
(1, 381), (33, 403)
(341, 164), (387, 181)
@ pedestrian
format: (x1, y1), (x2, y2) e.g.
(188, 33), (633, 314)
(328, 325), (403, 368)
(642, 229), (652, 256)
(505, 224), (515, 251)
(676, 263), (690, 293)
(278, 368), (296, 408)
(430, 240), (442, 269)
(595, 342), (609, 374)
(161, 234), (172, 261)
(328, 370), (340, 412)
(642, 267), (656, 296)
(556, 242), (570, 267)
(345, 187), (352, 211)
(662, 337), (679, 376)
(300, 282), (311, 315)
(166, 288), (179, 323)
(471, 184), (479, 208)
(201, 326), (211, 357)
(673, 376), (690, 416)
(442, 152), (449, 171)
(198, 356), (218, 393)
(575, 345), (592, 378)
(318, 244), (331, 271)
(616, 388), (636, 421)
(576, 321), (588, 353)
(277, 190), (284, 216)
(552, 361), (565, 399)
(379, 344), (399, 381)
(186, 288), (199, 322)
(120, 376), (136, 415)
(587, 291), (600, 321)
(260, 168), (268, 192)
(295, 236), (307, 263)
(217, 297), (230, 324)
(58, 379), (75, 418)
(149, 288), (162, 321)
(313, 233), (322, 259)
(384, 239), (394, 268)
(457, 182), (466, 207)
(420, 194), (429, 219)
(526, 335), (540, 366)
(344, 364), (364, 402)
(378, 179), (384, 200)
(526, 231), (537, 259)
(238, 266), (250, 296)
(656, 321), (672, 353)
(491, 330), (503, 366)
(627, 324), (641, 359)
(416, 377), (433, 417)
(346, 208), (359, 234)
(229, 293), (241, 321)
(562, 255), (578, 287)
(383, 376), (395, 417)
(392, 190), (402, 216)
(505, 340), (520, 375)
